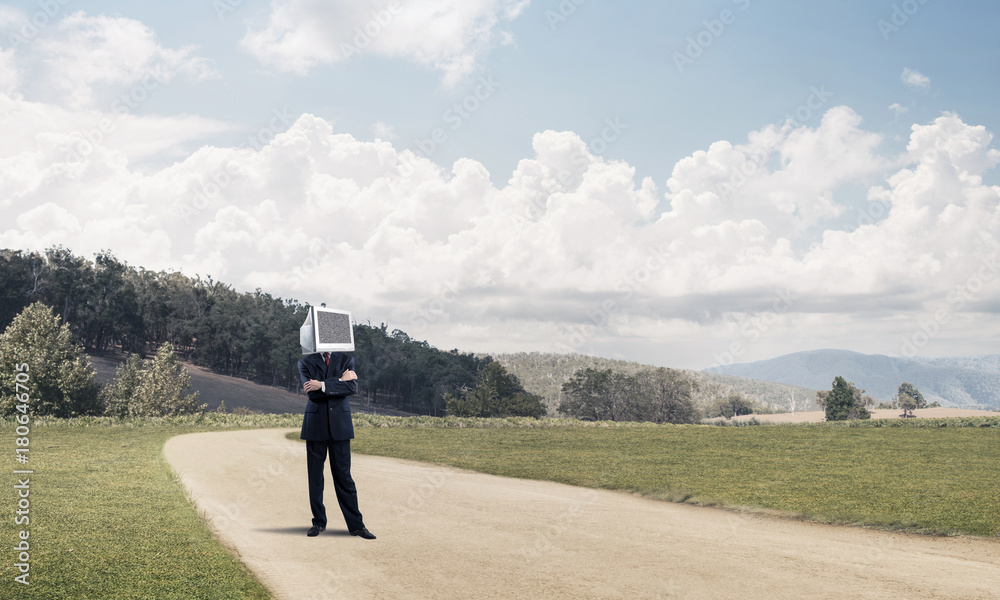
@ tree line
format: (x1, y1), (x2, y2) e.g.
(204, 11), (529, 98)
(0, 246), (490, 415)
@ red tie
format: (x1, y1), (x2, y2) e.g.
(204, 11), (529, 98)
(323, 353), (330, 366)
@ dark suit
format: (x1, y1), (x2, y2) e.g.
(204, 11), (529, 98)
(298, 352), (365, 532)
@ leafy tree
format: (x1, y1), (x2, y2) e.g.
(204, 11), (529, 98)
(0, 302), (102, 417)
(898, 382), (926, 407)
(629, 368), (700, 424)
(0, 249), (45, 328)
(559, 368), (616, 421)
(503, 391), (549, 418)
(851, 387), (876, 415)
(895, 382), (926, 417)
(709, 392), (756, 419)
(896, 392), (918, 418)
(446, 361), (545, 418)
(818, 376), (871, 421)
(85, 251), (143, 353)
(43, 246), (92, 328)
(560, 366), (699, 424)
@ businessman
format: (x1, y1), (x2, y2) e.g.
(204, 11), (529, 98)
(298, 350), (376, 539)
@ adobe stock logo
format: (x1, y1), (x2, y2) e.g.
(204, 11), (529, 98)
(178, 107), (295, 222)
(339, 1), (403, 59)
(877, 0), (934, 41)
(708, 288), (797, 369)
(513, 116), (628, 229)
(408, 280), (461, 334)
(398, 75), (501, 177)
(6, 0), (73, 47)
(556, 245), (668, 354)
(672, 0), (752, 73)
(65, 70), (169, 164)
(715, 84), (834, 200)
(415, 76), (501, 157)
(899, 253), (999, 358)
(213, 0), (244, 20)
(545, 0), (599, 31)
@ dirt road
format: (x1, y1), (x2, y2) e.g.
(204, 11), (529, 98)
(163, 429), (1000, 599)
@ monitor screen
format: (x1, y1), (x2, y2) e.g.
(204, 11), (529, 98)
(300, 306), (354, 354)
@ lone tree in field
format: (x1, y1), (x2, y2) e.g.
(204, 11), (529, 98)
(0, 302), (102, 417)
(818, 376), (871, 421)
(894, 382), (926, 418)
(103, 342), (205, 418)
(709, 392), (755, 420)
(445, 361), (545, 418)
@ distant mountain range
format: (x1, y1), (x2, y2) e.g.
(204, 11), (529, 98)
(704, 349), (1000, 409)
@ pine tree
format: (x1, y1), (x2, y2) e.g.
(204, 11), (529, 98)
(102, 354), (145, 418)
(824, 376), (855, 421)
(101, 343), (205, 418)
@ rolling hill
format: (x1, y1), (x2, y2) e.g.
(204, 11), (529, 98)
(488, 352), (823, 414)
(704, 349), (1000, 409)
(88, 354), (414, 416)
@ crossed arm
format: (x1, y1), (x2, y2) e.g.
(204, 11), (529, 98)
(298, 355), (359, 396)
(303, 369), (357, 393)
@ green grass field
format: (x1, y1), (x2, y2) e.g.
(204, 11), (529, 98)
(0, 415), (299, 600)
(348, 420), (1000, 537)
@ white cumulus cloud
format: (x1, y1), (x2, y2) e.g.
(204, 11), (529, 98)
(9, 12), (216, 109)
(241, 0), (529, 85)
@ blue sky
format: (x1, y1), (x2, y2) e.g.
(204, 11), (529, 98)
(1, 0), (998, 368)
(22, 0), (994, 182)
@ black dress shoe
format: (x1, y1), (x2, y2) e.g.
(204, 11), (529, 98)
(307, 525), (325, 537)
(350, 527), (376, 540)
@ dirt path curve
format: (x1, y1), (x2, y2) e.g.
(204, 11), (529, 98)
(163, 429), (1000, 600)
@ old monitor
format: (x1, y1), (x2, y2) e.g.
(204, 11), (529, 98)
(300, 306), (355, 354)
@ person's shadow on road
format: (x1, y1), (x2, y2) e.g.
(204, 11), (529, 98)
(255, 527), (352, 536)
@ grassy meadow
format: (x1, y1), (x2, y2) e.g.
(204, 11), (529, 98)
(347, 414), (1000, 537)
(1, 414), (997, 599)
(0, 415), (299, 600)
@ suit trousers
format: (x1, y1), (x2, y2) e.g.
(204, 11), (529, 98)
(306, 439), (364, 532)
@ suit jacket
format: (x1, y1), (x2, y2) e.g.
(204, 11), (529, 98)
(298, 353), (357, 441)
